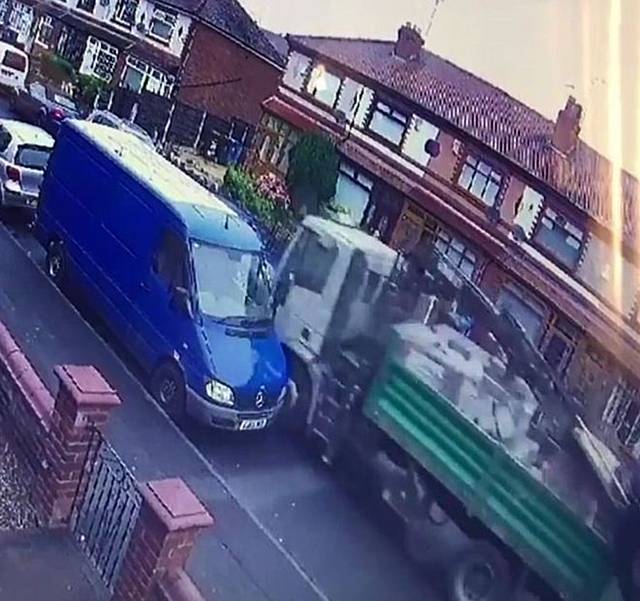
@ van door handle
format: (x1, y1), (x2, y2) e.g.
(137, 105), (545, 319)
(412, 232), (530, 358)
(140, 280), (150, 292)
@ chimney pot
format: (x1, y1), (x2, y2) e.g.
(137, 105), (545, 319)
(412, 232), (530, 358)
(395, 23), (424, 61)
(552, 96), (583, 155)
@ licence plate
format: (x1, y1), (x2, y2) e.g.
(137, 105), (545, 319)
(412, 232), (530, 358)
(239, 418), (268, 431)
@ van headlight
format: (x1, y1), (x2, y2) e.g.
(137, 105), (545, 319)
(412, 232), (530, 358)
(205, 379), (234, 406)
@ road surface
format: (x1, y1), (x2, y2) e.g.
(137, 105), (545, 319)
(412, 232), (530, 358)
(0, 96), (442, 601)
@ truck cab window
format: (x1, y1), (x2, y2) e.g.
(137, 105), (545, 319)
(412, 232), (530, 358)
(154, 232), (187, 289)
(294, 231), (338, 294)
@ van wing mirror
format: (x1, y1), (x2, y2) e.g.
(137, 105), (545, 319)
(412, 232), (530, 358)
(172, 286), (193, 317)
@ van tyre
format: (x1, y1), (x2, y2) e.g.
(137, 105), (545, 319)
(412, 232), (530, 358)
(150, 362), (186, 420)
(448, 542), (513, 601)
(46, 240), (66, 287)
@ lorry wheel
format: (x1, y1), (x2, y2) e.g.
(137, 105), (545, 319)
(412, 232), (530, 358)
(448, 542), (512, 601)
(46, 240), (66, 287)
(150, 362), (185, 419)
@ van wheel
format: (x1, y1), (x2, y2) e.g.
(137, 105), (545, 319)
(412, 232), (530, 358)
(448, 542), (513, 601)
(150, 362), (186, 420)
(46, 240), (66, 286)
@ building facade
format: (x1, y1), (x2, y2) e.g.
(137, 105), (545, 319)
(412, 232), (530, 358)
(0, 0), (283, 124)
(251, 25), (640, 459)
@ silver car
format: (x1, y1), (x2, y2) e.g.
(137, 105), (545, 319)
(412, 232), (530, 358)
(86, 110), (155, 146)
(0, 119), (54, 210)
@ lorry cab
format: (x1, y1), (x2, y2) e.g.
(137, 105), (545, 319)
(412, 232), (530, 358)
(37, 120), (288, 431)
(274, 216), (397, 419)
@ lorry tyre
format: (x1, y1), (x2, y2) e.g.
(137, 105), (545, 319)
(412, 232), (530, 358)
(150, 361), (186, 419)
(46, 239), (67, 287)
(448, 542), (512, 601)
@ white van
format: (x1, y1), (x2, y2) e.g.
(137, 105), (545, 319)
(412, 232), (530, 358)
(0, 42), (28, 93)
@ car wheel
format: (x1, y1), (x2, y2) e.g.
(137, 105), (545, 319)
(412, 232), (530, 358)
(46, 239), (66, 287)
(150, 361), (186, 419)
(448, 542), (513, 601)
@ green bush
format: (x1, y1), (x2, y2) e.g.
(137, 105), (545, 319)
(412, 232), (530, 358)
(286, 133), (339, 214)
(39, 53), (76, 84)
(75, 74), (105, 106)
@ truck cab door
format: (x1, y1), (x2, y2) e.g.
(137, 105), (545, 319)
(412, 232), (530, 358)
(275, 228), (350, 358)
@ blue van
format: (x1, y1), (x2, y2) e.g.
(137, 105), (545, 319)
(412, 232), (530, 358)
(36, 120), (288, 431)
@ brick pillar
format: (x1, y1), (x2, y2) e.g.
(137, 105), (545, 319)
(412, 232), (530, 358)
(42, 365), (121, 525)
(113, 478), (214, 601)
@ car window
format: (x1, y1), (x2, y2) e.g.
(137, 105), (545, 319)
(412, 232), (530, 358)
(0, 127), (12, 153)
(15, 145), (51, 170)
(29, 82), (46, 100)
(154, 231), (187, 290)
(2, 51), (26, 72)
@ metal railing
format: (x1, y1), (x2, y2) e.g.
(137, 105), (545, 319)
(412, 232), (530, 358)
(69, 425), (141, 592)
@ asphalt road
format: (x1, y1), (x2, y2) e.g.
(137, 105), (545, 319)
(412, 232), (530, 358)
(0, 97), (441, 601)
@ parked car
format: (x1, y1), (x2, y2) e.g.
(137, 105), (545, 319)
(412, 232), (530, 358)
(0, 42), (28, 94)
(11, 82), (81, 135)
(0, 119), (54, 211)
(86, 110), (155, 146)
(36, 120), (289, 431)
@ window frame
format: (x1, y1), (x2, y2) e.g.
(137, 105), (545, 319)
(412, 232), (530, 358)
(366, 99), (409, 148)
(113, 0), (139, 27)
(602, 378), (640, 449)
(291, 230), (338, 294)
(86, 38), (119, 82)
(76, 0), (96, 13)
(532, 206), (585, 270)
(153, 231), (189, 291)
(457, 153), (503, 207)
(434, 228), (479, 279)
(35, 14), (54, 47)
(306, 64), (343, 109)
(148, 6), (178, 44)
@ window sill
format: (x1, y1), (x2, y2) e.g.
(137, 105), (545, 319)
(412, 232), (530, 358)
(147, 32), (172, 46)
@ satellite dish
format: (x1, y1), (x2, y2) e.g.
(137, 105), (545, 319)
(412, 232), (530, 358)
(424, 138), (440, 158)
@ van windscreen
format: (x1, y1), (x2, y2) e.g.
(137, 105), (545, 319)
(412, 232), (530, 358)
(192, 242), (272, 324)
(2, 51), (27, 72)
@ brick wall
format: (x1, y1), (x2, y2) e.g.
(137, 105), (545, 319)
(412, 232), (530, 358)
(178, 23), (282, 126)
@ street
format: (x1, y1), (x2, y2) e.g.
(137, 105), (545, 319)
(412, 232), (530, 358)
(0, 98), (441, 601)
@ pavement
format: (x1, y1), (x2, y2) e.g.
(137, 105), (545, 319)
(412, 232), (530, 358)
(0, 98), (439, 601)
(0, 529), (108, 601)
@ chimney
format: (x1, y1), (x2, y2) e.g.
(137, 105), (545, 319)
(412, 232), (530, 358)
(552, 96), (583, 155)
(394, 23), (424, 61)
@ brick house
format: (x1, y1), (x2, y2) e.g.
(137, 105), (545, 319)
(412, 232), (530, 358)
(0, 0), (284, 125)
(251, 24), (640, 459)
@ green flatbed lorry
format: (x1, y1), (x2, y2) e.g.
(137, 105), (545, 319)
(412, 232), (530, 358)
(274, 216), (629, 601)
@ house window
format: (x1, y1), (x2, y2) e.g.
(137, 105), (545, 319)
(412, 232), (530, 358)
(257, 115), (299, 173)
(402, 115), (439, 166)
(35, 15), (54, 47)
(334, 163), (373, 225)
(7, 1), (32, 39)
(533, 207), (584, 269)
(368, 101), (408, 146)
(497, 286), (546, 344)
(435, 229), (478, 278)
(76, 0), (96, 13)
(148, 6), (177, 43)
(283, 51), (311, 91)
(603, 378), (640, 449)
(121, 56), (174, 97)
(541, 317), (579, 375)
(306, 64), (342, 108)
(84, 38), (119, 82)
(458, 155), (503, 206)
(113, 0), (139, 26)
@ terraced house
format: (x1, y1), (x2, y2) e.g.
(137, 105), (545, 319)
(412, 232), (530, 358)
(251, 24), (640, 459)
(0, 0), (284, 124)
